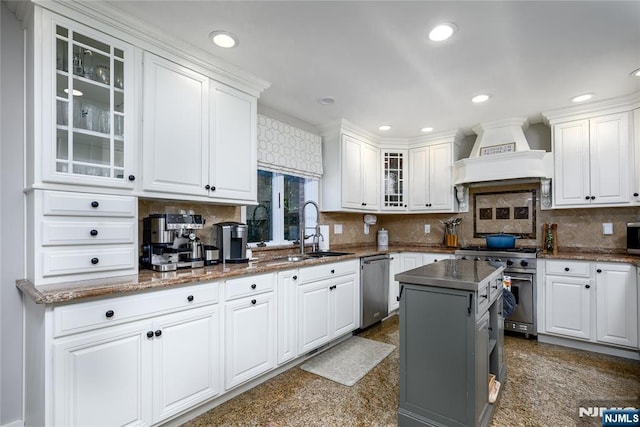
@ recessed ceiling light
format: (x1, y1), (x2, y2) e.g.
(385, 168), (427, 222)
(317, 96), (335, 105)
(571, 93), (594, 103)
(421, 127), (434, 133)
(630, 67), (640, 77)
(209, 30), (238, 48)
(428, 23), (457, 42)
(471, 94), (491, 103)
(379, 125), (391, 131)
(63, 88), (83, 96)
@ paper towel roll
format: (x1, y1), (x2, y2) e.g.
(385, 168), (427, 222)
(318, 225), (330, 251)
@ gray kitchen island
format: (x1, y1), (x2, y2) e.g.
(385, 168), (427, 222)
(396, 259), (506, 427)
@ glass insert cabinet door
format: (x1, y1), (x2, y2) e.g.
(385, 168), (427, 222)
(383, 151), (406, 209)
(54, 23), (129, 181)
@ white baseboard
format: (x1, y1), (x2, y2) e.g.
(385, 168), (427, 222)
(538, 333), (640, 361)
(1, 419), (24, 427)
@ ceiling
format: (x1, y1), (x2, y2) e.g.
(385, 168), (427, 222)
(107, 1), (640, 138)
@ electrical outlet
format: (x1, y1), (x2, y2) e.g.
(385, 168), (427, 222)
(424, 224), (431, 234)
(334, 224), (343, 234)
(602, 223), (613, 235)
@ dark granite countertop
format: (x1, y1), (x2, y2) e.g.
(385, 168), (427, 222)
(17, 244), (456, 305)
(538, 249), (640, 266)
(395, 259), (504, 292)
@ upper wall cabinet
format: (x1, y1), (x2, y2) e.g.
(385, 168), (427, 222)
(633, 109), (640, 204)
(142, 52), (257, 204)
(408, 142), (454, 212)
(32, 9), (137, 193)
(321, 127), (380, 212)
(552, 112), (630, 207)
(381, 150), (408, 211)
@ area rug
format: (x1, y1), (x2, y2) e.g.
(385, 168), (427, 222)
(300, 336), (395, 386)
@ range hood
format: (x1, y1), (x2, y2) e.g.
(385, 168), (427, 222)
(453, 118), (552, 185)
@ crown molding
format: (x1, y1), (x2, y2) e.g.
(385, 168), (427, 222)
(542, 92), (640, 125)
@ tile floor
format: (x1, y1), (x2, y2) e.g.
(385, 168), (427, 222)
(183, 315), (640, 427)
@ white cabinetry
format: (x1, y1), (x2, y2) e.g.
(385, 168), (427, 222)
(388, 253), (401, 312)
(142, 52), (257, 204)
(36, 282), (221, 427)
(34, 9), (137, 191)
(543, 260), (638, 349)
(224, 273), (276, 390)
(277, 269), (298, 364)
(297, 260), (359, 354)
(27, 190), (138, 285)
(633, 108), (640, 203)
(391, 253), (452, 312)
(409, 143), (454, 211)
(551, 112), (631, 207)
(400, 252), (423, 271)
(381, 150), (408, 210)
(340, 134), (380, 210)
(595, 263), (638, 348)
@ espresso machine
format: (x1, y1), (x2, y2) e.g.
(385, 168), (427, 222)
(213, 222), (249, 263)
(140, 213), (207, 271)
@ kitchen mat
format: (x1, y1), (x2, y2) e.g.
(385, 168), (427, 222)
(300, 336), (395, 386)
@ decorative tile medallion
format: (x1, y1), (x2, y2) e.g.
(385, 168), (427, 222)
(473, 189), (536, 238)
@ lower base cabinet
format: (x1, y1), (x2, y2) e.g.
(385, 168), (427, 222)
(53, 305), (220, 426)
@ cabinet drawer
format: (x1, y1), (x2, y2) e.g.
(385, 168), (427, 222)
(225, 272), (275, 301)
(53, 282), (219, 337)
(489, 277), (502, 303)
(42, 191), (136, 217)
(546, 260), (590, 277)
(298, 260), (358, 284)
(42, 220), (135, 246)
(42, 247), (136, 277)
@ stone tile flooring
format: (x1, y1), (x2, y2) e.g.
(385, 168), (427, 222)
(183, 315), (639, 426)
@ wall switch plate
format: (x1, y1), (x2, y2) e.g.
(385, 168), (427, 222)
(602, 223), (613, 235)
(334, 224), (343, 234)
(424, 224), (431, 234)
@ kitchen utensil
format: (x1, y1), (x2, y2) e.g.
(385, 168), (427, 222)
(485, 234), (519, 249)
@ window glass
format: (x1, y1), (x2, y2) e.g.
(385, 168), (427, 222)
(283, 175), (304, 241)
(247, 170), (273, 243)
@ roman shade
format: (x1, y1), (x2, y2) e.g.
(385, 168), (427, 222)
(257, 114), (323, 180)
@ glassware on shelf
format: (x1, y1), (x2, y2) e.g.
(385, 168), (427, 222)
(96, 64), (110, 85)
(82, 50), (94, 80)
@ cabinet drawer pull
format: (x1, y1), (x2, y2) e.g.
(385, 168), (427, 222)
(361, 202), (366, 206)
(585, 196), (590, 200)
(90, 229), (98, 236)
(251, 284), (257, 289)
(596, 269), (602, 273)
(105, 310), (114, 318)
(91, 257), (99, 265)
(331, 269), (335, 274)
(90, 201), (99, 208)
(590, 196), (595, 200)
(481, 294), (488, 300)
(146, 331), (154, 338)
(292, 275), (297, 280)
(128, 175), (136, 182)
(154, 330), (162, 337)
(251, 299), (257, 305)
(205, 184), (211, 190)
(187, 295), (194, 302)
(585, 284), (591, 289)
(564, 267), (570, 272)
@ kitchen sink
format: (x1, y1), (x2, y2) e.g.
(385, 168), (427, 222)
(304, 251), (354, 258)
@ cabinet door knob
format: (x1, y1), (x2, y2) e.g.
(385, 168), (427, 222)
(91, 257), (99, 265)
(211, 186), (216, 191)
(105, 310), (114, 318)
(585, 196), (590, 200)
(154, 330), (162, 337)
(90, 229), (98, 236)
(91, 201), (99, 208)
(128, 175), (136, 181)
(292, 275), (297, 280)
(634, 192), (639, 197)
(205, 184), (211, 190)
(251, 299), (257, 305)
(585, 284), (591, 289)
(564, 267), (570, 272)
(361, 202), (366, 206)
(331, 269), (335, 274)
(596, 269), (602, 273)
(187, 295), (194, 302)
(251, 284), (257, 289)
(146, 331), (154, 338)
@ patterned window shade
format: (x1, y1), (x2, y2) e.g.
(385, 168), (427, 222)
(257, 114), (323, 180)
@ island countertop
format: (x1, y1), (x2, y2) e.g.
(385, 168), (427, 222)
(395, 259), (504, 292)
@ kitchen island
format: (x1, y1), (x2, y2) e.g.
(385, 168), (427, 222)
(396, 259), (505, 427)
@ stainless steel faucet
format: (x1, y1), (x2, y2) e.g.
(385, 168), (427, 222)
(299, 200), (320, 255)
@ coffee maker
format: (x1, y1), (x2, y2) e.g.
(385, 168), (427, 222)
(213, 222), (249, 263)
(140, 213), (206, 271)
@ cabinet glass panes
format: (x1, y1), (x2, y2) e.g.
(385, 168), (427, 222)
(383, 152), (405, 208)
(55, 25), (125, 179)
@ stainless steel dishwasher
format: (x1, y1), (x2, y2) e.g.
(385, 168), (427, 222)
(360, 254), (390, 328)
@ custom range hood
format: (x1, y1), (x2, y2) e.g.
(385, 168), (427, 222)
(453, 117), (552, 185)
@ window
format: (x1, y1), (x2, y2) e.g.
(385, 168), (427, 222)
(246, 170), (318, 245)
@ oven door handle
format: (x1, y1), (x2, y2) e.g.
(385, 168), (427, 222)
(508, 275), (533, 283)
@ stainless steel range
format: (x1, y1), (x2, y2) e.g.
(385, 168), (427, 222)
(455, 247), (538, 337)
